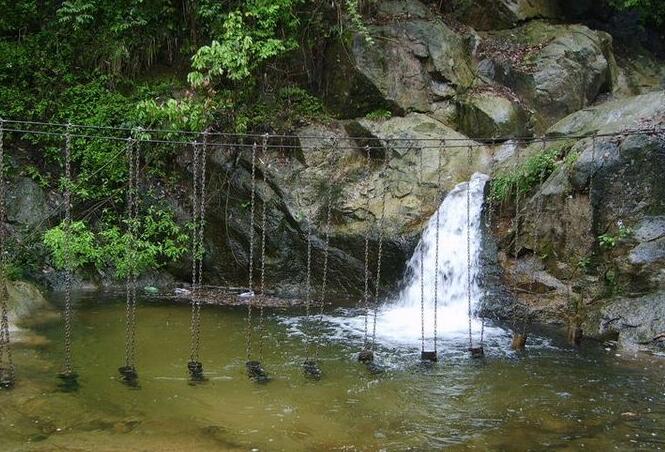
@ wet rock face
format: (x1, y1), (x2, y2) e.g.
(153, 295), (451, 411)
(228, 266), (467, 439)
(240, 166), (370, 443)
(4, 280), (48, 331)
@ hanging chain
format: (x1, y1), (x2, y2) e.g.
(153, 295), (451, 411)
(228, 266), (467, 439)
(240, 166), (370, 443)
(361, 146), (372, 350)
(245, 142), (258, 361)
(190, 132), (207, 364)
(0, 118), (15, 388)
(258, 134), (269, 361)
(432, 141), (444, 354)
(62, 123), (74, 376)
(190, 138), (200, 362)
(313, 140), (337, 361)
(303, 217), (314, 358)
(467, 146), (473, 351)
(419, 148), (426, 353)
(370, 149), (389, 351)
(511, 145), (521, 333)
(124, 136), (139, 370)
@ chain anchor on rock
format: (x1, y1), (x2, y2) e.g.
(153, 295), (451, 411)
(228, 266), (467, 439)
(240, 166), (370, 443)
(57, 123), (79, 392)
(0, 118), (16, 390)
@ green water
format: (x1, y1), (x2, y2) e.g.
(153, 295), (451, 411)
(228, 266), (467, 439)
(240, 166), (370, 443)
(2, 294), (665, 451)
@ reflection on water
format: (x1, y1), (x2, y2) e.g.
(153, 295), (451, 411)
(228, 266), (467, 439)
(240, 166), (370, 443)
(2, 294), (665, 451)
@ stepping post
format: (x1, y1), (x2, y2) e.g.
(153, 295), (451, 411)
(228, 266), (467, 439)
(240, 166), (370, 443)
(511, 334), (527, 351)
(420, 350), (438, 362)
(246, 360), (269, 383)
(187, 361), (205, 382)
(358, 349), (374, 363)
(303, 359), (321, 380)
(469, 346), (485, 358)
(118, 366), (139, 387)
(57, 372), (79, 392)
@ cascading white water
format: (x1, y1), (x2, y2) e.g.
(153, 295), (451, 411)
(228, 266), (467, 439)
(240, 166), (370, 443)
(302, 172), (495, 350)
(369, 172), (490, 346)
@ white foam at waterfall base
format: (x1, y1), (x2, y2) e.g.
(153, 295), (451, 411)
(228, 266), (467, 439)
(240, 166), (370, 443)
(283, 172), (503, 351)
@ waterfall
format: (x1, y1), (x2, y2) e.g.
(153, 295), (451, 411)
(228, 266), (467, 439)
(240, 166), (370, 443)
(377, 173), (489, 343)
(284, 173), (494, 350)
(372, 173), (490, 345)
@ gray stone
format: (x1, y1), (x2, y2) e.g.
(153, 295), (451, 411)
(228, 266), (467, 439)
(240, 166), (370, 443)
(598, 292), (665, 350)
(6, 177), (51, 226)
(629, 238), (665, 265)
(324, 11), (473, 117)
(633, 216), (665, 243)
(549, 90), (665, 136)
(458, 90), (530, 138)
(483, 22), (616, 130)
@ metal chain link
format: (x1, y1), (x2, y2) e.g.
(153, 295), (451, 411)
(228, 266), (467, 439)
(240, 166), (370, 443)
(313, 140), (337, 361)
(432, 141), (444, 353)
(124, 136), (139, 369)
(303, 217), (314, 358)
(245, 142), (257, 361)
(189, 139), (200, 362)
(258, 134), (269, 361)
(62, 123), (74, 376)
(0, 118), (15, 387)
(511, 145), (521, 333)
(419, 148), (425, 353)
(467, 146), (473, 350)
(361, 146), (372, 350)
(370, 149), (389, 351)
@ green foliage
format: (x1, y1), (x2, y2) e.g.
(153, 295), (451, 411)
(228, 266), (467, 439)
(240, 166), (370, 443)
(57, 1), (96, 31)
(188, 0), (303, 85)
(43, 221), (98, 271)
(598, 221), (633, 250)
(608, 0), (665, 25)
(43, 207), (188, 278)
(136, 97), (214, 133)
(344, 0), (374, 44)
(365, 108), (392, 121)
(230, 86), (329, 133)
(490, 143), (572, 202)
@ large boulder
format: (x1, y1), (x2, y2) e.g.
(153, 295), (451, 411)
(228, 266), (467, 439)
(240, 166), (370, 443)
(488, 92), (665, 349)
(478, 21), (617, 131)
(453, 0), (563, 30)
(324, 0), (474, 118)
(458, 88), (531, 138)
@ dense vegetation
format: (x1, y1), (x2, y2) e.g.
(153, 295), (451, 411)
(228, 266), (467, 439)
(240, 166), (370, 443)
(0, 0), (661, 280)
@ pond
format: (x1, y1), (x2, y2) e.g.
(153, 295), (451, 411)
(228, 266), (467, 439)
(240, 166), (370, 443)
(2, 293), (665, 451)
